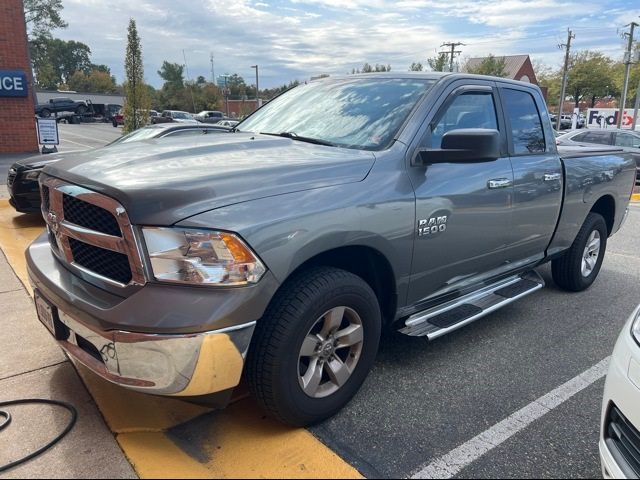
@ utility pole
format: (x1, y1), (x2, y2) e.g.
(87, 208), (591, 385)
(440, 42), (464, 72)
(182, 49), (197, 113)
(618, 22), (638, 128)
(557, 29), (575, 131)
(210, 52), (215, 84)
(251, 65), (259, 108)
(633, 68), (640, 130)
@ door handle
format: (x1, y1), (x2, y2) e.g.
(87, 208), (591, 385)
(487, 178), (512, 189)
(544, 173), (562, 182)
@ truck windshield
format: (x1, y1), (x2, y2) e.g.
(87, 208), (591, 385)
(239, 78), (435, 150)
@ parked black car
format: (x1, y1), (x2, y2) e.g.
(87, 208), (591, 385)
(35, 97), (90, 118)
(7, 123), (231, 213)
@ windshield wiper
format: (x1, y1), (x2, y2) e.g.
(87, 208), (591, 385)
(261, 132), (336, 147)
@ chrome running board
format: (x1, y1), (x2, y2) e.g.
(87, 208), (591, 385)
(398, 271), (544, 340)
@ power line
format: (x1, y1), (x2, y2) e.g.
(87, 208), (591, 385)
(557, 29), (574, 130)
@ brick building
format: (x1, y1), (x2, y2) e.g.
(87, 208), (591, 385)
(464, 55), (539, 85)
(0, 0), (38, 153)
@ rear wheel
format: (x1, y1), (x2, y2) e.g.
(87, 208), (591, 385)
(39, 109), (51, 118)
(76, 105), (87, 115)
(246, 266), (381, 426)
(552, 212), (607, 292)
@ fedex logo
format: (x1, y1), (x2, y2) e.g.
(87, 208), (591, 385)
(587, 109), (633, 129)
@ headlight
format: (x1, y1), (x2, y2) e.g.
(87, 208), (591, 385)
(142, 227), (266, 286)
(23, 170), (42, 181)
(633, 307), (640, 345)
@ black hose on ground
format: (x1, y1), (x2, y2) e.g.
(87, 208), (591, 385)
(0, 399), (77, 473)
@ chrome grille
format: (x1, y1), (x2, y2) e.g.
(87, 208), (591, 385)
(39, 175), (145, 287)
(68, 238), (132, 284)
(63, 194), (121, 237)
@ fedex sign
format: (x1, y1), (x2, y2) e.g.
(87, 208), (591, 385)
(587, 108), (634, 129)
(0, 70), (28, 98)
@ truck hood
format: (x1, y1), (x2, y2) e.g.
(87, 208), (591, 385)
(43, 133), (376, 225)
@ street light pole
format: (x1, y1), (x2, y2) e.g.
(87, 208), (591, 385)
(251, 65), (259, 108)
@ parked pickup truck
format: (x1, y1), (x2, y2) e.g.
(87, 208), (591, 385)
(35, 97), (89, 118)
(27, 73), (636, 426)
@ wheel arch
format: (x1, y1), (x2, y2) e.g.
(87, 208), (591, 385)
(273, 245), (398, 326)
(590, 194), (615, 236)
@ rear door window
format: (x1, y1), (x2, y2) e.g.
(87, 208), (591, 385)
(581, 131), (613, 145)
(615, 133), (640, 148)
(502, 88), (546, 154)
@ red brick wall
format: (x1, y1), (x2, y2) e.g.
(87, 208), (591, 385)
(0, 0), (38, 153)
(514, 58), (538, 86)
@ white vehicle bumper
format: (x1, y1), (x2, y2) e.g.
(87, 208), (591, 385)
(600, 305), (640, 479)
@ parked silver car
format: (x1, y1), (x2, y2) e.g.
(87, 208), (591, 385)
(557, 129), (640, 184)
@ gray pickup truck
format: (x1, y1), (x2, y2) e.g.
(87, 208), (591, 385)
(35, 97), (89, 118)
(27, 73), (636, 426)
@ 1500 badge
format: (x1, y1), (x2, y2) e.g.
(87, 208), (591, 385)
(418, 215), (448, 237)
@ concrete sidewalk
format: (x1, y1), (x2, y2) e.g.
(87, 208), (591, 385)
(0, 181), (135, 478)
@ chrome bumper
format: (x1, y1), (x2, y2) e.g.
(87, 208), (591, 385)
(43, 298), (255, 396)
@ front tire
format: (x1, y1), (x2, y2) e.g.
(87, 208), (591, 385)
(552, 212), (607, 292)
(246, 266), (381, 426)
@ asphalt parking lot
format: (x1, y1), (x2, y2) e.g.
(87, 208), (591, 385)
(0, 123), (639, 478)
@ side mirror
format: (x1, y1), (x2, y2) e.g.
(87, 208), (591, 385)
(414, 128), (501, 165)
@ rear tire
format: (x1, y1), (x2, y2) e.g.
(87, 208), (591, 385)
(246, 266), (381, 426)
(552, 212), (607, 292)
(76, 105), (87, 115)
(39, 109), (51, 118)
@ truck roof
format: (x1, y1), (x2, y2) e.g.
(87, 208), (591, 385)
(312, 71), (542, 90)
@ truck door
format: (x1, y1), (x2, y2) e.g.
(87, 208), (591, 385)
(406, 84), (514, 306)
(498, 86), (563, 264)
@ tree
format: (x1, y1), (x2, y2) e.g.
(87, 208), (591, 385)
(359, 63), (391, 73)
(29, 36), (92, 87)
(409, 62), (424, 71)
(466, 54), (508, 77)
(427, 53), (448, 72)
(68, 68), (117, 93)
(123, 19), (149, 133)
(566, 50), (615, 107)
(157, 61), (185, 88)
(24, 0), (67, 37)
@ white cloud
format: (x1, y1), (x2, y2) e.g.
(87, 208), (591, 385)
(52, 0), (628, 88)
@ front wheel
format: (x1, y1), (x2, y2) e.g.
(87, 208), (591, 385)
(552, 212), (607, 292)
(246, 267), (381, 426)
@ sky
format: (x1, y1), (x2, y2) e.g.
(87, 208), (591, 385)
(53, 0), (640, 89)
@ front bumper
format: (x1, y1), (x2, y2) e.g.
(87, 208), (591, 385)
(600, 305), (640, 479)
(35, 293), (255, 396)
(27, 231), (279, 396)
(7, 166), (41, 213)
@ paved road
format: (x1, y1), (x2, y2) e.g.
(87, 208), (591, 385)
(308, 204), (640, 478)
(0, 123), (122, 181)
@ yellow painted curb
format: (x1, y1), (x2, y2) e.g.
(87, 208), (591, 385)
(117, 398), (362, 479)
(632, 193), (640, 202)
(0, 199), (44, 293)
(0, 199), (362, 479)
